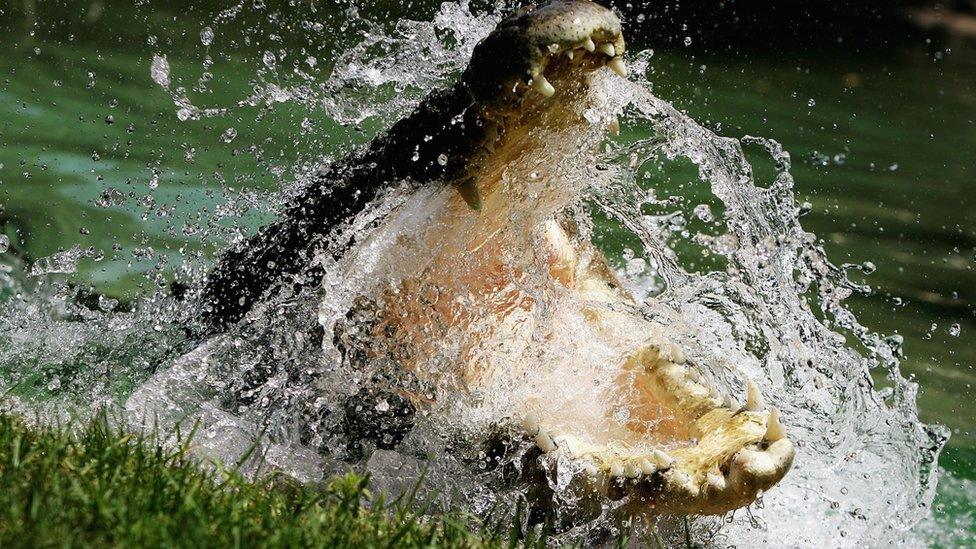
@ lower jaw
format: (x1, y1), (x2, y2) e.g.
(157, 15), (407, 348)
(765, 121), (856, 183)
(517, 413), (795, 516)
(513, 344), (796, 516)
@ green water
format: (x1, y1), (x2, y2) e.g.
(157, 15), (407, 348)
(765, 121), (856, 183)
(0, 1), (973, 543)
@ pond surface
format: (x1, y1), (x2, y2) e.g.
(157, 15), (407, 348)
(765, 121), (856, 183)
(0, 1), (973, 544)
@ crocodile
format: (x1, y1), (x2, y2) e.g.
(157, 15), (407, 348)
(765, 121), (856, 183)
(194, 0), (795, 516)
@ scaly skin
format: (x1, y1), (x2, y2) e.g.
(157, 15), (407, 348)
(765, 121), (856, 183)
(201, 1), (795, 516)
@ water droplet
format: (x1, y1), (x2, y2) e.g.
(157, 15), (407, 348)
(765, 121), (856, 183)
(693, 204), (714, 222)
(625, 257), (646, 276)
(200, 26), (214, 46)
(949, 323), (961, 337)
(221, 127), (237, 143)
(437, 154), (448, 166)
(808, 98), (816, 107)
(683, 36), (692, 47)
(150, 54), (170, 88)
(262, 51), (276, 68)
(0, 234), (8, 254)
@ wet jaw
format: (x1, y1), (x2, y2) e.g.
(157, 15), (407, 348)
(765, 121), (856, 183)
(517, 285), (796, 515)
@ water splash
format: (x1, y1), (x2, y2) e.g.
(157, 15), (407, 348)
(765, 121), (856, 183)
(0, 2), (950, 546)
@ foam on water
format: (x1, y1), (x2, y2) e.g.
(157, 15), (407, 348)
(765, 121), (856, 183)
(0, 2), (957, 546)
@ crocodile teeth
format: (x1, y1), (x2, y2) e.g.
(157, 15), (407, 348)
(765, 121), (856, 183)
(639, 458), (657, 475)
(599, 43), (616, 57)
(582, 37), (596, 52)
(670, 469), (691, 486)
(608, 57), (627, 78)
(531, 75), (555, 97)
(583, 461), (599, 476)
(534, 430), (557, 453)
(724, 394), (740, 410)
(670, 343), (686, 364)
(765, 406), (787, 441)
(610, 460), (625, 477)
(745, 379), (766, 411)
(522, 413), (540, 435)
(653, 449), (675, 468)
(707, 471), (727, 490)
(625, 462), (641, 478)
(565, 50), (575, 60)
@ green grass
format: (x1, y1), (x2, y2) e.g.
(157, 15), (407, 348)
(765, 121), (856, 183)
(0, 412), (517, 548)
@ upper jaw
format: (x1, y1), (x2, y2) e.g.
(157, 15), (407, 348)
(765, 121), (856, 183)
(461, 0), (627, 104)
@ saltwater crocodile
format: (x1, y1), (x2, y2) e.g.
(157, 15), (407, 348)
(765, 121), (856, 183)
(192, 0), (795, 516)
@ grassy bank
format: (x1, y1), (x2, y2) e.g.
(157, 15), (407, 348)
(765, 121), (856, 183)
(0, 413), (514, 548)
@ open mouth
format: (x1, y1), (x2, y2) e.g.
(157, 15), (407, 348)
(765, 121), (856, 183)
(437, 0), (795, 516)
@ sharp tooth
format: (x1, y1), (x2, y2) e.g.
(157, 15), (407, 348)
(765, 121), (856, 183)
(765, 407), (787, 441)
(607, 117), (620, 135)
(724, 394), (740, 410)
(610, 460), (625, 477)
(706, 472), (727, 490)
(670, 344), (686, 364)
(746, 380), (766, 411)
(565, 50), (575, 60)
(670, 469), (691, 486)
(522, 413), (540, 435)
(639, 458), (657, 475)
(599, 43), (616, 57)
(583, 461), (599, 476)
(653, 449), (675, 468)
(534, 431), (557, 453)
(531, 75), (555, 97)
(625, 462), (641, 478)
(582, 38), (596, 52)
(608, 57), (628, 78)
